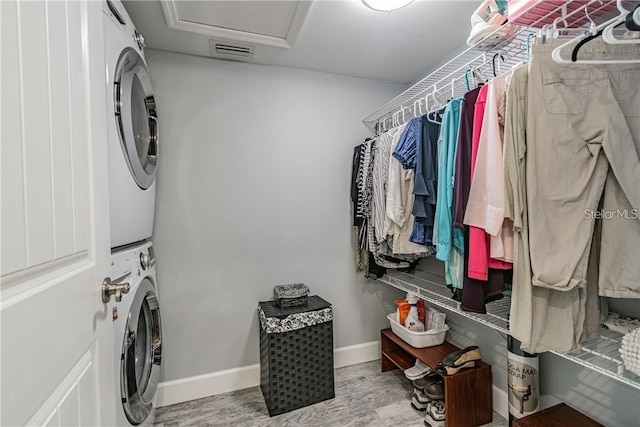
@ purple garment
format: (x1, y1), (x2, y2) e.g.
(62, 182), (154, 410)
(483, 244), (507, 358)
(460, 228), (506, 314)
(453, 87), (481, 229)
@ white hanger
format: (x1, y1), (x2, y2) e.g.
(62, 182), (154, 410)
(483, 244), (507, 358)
(413, 99), (422, 117)
(403, 106), (412, 124)
(603, 0), (640, 45)
(551, 13), (640, 64)
(425, 87), (443, 125)
(551, 16), (565, 39)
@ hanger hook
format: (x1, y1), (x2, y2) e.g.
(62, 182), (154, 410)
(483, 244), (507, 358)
(430, 86), (438, 112)
(552, 17), (563, 38)
(584, 1), (596, 34)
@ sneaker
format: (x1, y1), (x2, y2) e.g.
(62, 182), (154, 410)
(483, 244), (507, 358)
(424, 400), (445, 427)
(411, 389), (430, 412)
(404, 359), (433, 380)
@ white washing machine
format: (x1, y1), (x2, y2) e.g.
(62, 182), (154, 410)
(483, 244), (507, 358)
(109, 241), (162, 426)
(104, 0), (159, 249)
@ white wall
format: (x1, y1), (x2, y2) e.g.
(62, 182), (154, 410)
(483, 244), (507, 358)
(146, 50), (406, 384)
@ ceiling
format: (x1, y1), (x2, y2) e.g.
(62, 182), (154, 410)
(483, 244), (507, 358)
(123, 0), (482, 84)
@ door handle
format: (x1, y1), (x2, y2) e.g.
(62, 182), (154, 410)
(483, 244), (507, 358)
(102, 277), (130, 303)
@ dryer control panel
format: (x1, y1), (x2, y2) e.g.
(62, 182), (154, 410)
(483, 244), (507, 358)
(111, 242), (155, 280)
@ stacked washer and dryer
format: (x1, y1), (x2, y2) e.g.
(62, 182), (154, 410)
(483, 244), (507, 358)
(103, 1), (163, 425)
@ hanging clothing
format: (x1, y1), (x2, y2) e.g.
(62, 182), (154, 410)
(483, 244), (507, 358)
(465, 72), (514, 263)
(393, 117), (422, 169)
(463, 84), (512, 281)
(392, 115), (437, 249)
(453, 87), (481, 230)
(386, 123), (431, 256)
(434, 98), (464, 288)
(527, 38), (640, 298)
(411, 116), (440, 247)
(373, 129), (399, 244)
(506, 58), (600, 353)
(351, 144), (363, 227)
(448, 85), (510, 312)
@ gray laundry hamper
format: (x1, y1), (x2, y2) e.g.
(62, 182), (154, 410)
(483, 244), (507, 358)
(258, 296), (334, 416)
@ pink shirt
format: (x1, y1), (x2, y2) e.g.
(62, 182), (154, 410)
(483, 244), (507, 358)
(466, 83), (512, 280)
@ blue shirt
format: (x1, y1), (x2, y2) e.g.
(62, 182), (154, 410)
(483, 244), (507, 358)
(435, 98), (464, 262)
(392, 116), (421, 169)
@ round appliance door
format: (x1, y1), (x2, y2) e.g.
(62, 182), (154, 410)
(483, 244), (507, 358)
(114, 48), (158, 190)
(121, 278), (162, 425)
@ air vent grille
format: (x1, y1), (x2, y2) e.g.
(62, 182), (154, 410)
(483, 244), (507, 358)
(209, 40), (255, 61)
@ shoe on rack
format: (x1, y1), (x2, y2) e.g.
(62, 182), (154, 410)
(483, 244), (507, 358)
(412, 371), (441, 392)
(435, 346), (482, 376)
(435, 360), (477, 376)
(411, 388), (431, 412)
(405, 359), (433, 380)
(424, 400), (445, 427)
(423, 380), (444, 401)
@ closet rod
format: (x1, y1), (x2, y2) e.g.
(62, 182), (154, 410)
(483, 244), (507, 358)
(364, 0), (619, 132)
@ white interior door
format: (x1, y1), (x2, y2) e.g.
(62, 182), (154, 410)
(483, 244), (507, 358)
(1, 1), (115, 425)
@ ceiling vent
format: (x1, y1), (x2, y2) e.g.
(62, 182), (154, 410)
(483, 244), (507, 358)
(210, 40), (255, 61)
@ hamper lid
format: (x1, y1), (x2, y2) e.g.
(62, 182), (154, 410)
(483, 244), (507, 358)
(259, 295), (330, 319)
(258, 296), (332, 334)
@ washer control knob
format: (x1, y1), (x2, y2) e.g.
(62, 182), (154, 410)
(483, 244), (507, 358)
(140, 252), (150, 270)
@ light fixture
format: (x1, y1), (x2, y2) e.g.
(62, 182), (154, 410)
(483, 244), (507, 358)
(362, 0), (415, 12)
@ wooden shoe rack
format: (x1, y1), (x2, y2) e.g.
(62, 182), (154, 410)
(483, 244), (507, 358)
(381, 328), (493, 427)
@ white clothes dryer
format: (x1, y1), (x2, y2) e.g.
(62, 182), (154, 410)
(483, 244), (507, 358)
(109, 241), (162, 426)
(104, 0), (159, 249)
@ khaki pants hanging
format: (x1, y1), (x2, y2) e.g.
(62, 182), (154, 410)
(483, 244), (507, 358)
(527, 39), (640, 299)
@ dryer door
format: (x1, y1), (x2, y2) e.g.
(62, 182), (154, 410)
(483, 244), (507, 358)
(121, 278), (162, 425)
(114, 48), (158, 190)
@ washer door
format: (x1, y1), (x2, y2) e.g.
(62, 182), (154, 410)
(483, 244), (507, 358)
(114, 48), (158, 190)
(121, 278), (162, 425)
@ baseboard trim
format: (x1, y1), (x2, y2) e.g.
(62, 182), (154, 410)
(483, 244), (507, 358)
(156, 340), (380, 408)
(334, 341), (380, 368)
(493, 384), (509, 420)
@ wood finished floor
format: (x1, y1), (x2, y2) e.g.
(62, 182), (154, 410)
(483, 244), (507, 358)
(155, 360), (508, 427)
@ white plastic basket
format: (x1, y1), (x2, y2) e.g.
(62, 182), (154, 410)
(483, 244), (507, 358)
(387, 313), (449, 348)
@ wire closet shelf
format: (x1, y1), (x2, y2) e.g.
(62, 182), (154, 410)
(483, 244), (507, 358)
(362, 0), (625, 132)
(379, 270), (640, 392)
